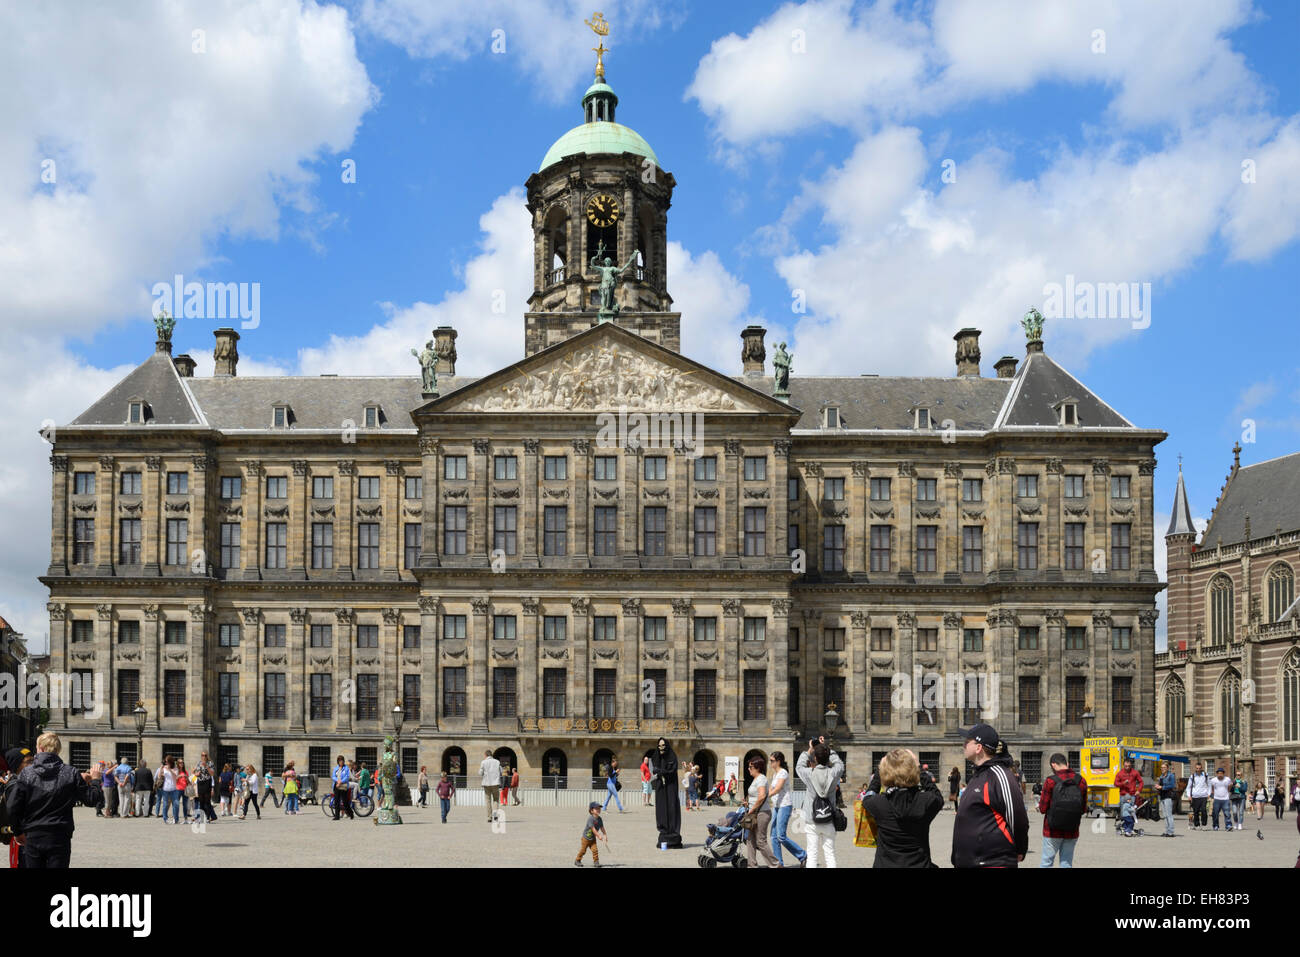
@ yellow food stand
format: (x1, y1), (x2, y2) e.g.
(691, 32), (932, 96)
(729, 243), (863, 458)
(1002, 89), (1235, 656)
(1079, 736), (1188, 818)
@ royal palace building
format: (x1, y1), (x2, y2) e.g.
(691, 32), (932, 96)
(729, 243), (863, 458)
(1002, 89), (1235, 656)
(1157, 448), (1300, 788)
(42, 60), (1167, 791)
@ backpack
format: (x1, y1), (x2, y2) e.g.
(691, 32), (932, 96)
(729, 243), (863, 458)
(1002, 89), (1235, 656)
(1046, 773), (1084, 831)
(811, 791), (848, 832)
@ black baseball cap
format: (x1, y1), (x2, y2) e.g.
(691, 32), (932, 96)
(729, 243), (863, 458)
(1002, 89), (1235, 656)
(959, 724), (1000, 748)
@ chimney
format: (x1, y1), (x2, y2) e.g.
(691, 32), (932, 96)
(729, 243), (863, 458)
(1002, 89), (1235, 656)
(740, 324), (766, 375)
(173, 354), (196, 378)
(213, 328), (240, 377)
(953, 328), (981, 377)
(433, 326), (458, 376)
(994, 356), (1018, 379)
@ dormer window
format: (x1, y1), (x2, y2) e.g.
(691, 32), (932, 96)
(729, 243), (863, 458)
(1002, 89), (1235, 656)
(1053, 398), (1079, 427)
(271, 403), (291, 429)
(126, 396), (149, 424)
(364, 404), (382, 428)
(823, 407), (840, 429)
(914, 407), (931, 430)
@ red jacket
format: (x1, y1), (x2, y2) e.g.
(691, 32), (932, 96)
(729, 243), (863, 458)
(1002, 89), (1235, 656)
(1113, 767), (1143, 797)
(1037, 770), (1088, 839)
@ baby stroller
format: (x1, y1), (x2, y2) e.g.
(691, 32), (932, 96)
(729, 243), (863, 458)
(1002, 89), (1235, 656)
(702, 781), (726, 806)
(298, 774), (318, 806)
(697, 807), (749, 868)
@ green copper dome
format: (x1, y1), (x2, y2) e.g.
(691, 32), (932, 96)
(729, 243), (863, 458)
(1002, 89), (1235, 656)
(538, 76), (659, 172)
(539, 121), (659, 172)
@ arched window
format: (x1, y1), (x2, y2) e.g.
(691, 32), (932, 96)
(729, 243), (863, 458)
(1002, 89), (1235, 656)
(1267, 563), (1295, 623)
(592, 748), (616, 789)
(492, 747), (518, 779)
(1208, 575), (1234, 644)
(1283, 651), (1300, 742)
(541, 747), (567, 789)
(441, 746), (467, 787)
(1162, 676), (1185, 746)
(1218, 670), (1241, 746)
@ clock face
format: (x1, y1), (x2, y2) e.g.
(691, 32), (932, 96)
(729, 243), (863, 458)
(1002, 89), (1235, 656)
(586, 193), (620, 228)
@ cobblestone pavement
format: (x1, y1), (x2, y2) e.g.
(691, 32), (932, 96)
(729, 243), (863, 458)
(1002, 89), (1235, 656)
(64, 800), (1300, 868)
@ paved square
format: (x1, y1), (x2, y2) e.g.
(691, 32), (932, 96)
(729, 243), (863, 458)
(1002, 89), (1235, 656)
(63, 796), (1300, 868)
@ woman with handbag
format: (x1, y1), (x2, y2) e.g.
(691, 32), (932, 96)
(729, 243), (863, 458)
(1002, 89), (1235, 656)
(743, 755), (778, 867)
(602, 758), (624, 813)
(767, 752), (806, 867)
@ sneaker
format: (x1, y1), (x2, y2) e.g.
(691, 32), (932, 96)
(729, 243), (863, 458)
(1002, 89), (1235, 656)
(573, 860), (582, 867)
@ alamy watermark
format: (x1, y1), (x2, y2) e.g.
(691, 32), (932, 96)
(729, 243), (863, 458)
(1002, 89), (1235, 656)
(152, 274), (260, 329)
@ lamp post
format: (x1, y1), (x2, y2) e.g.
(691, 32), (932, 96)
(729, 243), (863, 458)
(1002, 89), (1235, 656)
(391, 703), (406, 807)
(1081, 708), (1096, 739)
(133, 702), (147, 766)
(824, 701), (839, 745)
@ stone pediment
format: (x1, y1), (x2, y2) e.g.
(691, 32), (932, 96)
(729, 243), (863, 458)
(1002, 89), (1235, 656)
(420, 324), (791, 416)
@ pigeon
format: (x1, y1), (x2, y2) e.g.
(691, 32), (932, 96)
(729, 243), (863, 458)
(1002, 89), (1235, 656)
(1256, 830), (1263, 840)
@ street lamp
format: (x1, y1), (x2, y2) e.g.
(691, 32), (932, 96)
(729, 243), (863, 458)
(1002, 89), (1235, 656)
(132, 702), (147, 765)
(1081, 708), (1096, 738)
(391, 703), (406, 806)
(824, 701), (839, 741)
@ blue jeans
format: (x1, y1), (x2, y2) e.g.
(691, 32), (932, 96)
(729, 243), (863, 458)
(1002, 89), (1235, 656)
(1212, 798), (1231, 828)
(770, 804), (805, 865)
(440, 797), (451, 822)
(162, 790), (180, 822)
(285, 793), (299, 813)
(1230, 798), (1244, 827)
(1161, 797), (1175, 835)
(1119, 794), (1136, 833)
(1040, 836), (1077, 867)
(603, 780), (624, 811)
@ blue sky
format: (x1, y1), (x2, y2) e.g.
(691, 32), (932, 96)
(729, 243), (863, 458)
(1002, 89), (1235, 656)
(4, 0), (1299, 644)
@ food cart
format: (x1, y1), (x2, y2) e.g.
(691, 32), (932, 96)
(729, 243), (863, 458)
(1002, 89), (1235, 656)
(1079, 736), (1189, 819)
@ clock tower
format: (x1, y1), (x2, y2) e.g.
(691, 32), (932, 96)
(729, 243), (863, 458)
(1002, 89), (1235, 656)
(523, 37), (679, 355)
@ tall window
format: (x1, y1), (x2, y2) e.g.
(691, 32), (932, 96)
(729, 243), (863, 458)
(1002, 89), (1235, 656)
(644, 617), (668, 642)
(743, 507), (766, 556)
(312, 476), (333, 499)
(164, 671), (186, 717)
(356, 675), (379, 720)
(962, 526), (983, 572)
(166, 471), (188, 495)
(743, 618), (766, 642)
(1018, 627), (1039, 650)
(962, 478), (982, 502)
(403, 624), (421, 648)
(642, 668), (667, 718)
(310, 674), (333, 720)
(1267, 564), (1295, 622)
(165, 519), (188, 566)
(1111, 677), (1133, 724)
(264, 674), (287, 719)
(444, 456), (467, 480)
(787, 476), (799, 500)
(442, 668), (466, 717)
(1163, 678), (1185, 746)
(1019, 677), (1040, 724)
(870, 677), (892, 725)
(265, 624), (286, 647)
(593, 507), (617, 555)
(121, 471), (143, 495)
(309, 624), (332, 647)
(1111, 626), (1132, 650)
(1065, 627), (1087, 650)
(1110, 475), (1131, 499)
(643, 456), (667, 481)
(164, 621), (186, 644)
(218, 673), (239, 719)
(824, 477), (845, 501)
(493, 507), (517, 556)
(494, 616), (516, 640)
(870, 478), (891, 501)
(71, 620), (93, 643)
(120, 519), (142, 564)
(593, 669), (617, 718)
(216, 522), (238, 569)
(823, 627), (846, 651)
(493, 456), (517, 481)
(356, 625), (379, 648)
(1281, 651), (1299, 742)
(443, 615), (466, 639)
(543, 669), (567, 718)
(266, 476), (288, 499)
(264, 522), (286, 569)
(117, 621), (140, 644)
(962, 629), (983, 652)
(916, 627), (938, 652)
(1017, 474), (1038, 498)
(743, 671), (766, 720)
(1219, 671), (1241, 744)
(311, 523), (333, 569)
(743, 456), (766, 481)
(643, 507), (667, 555)
(694, 507), (717, 556)
(593, 456), (618, 481)
(1017, 522), (1038, 569)
(218, 623), (240, 647)
(822, 525), (844, 571)
(543, 506), (567, 556)
(870, 628), (892, 651)
(915, 478), (936, 502)
(116, 669), (140, 716)
(593, 616), (617, 641)
(1208, 575), (1233, 643)
(403, 523), (422, 568)
(788, 676), (800, 726)
(402, 675), (420, 721)
(694, 670), (717, 719)
(1064, 523), (1085, 569)
(1064, 475), (1084, 498)
(870, 526), (891, 572)
(694, 456), (717, 481)
(915, 526), (937, 572)
(1111, 523), (1131, 571)
(443, 506), (467, 555)
(403, 476), (422, 500)
(824, 677), (845, 717)
(357, 523), (380, 568)
(1065, 676), (1087, 724)
(693, 617), (716, 642)
(543, 456), (567, 480)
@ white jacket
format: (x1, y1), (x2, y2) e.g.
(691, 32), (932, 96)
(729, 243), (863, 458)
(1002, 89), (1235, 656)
(1188, 771), (1211, 799)
(796, 750), (844, 799)
(479, 757), (502, 787)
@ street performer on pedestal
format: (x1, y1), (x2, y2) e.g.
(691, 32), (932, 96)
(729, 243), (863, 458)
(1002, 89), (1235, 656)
(649, 737), (682, 848)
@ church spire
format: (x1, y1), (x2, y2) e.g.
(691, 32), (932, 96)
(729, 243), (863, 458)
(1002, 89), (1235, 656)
(1166, 459), (1196, 537)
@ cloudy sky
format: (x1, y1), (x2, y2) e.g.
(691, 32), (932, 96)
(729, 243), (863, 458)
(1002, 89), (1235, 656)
(3, 0), (1297, 649)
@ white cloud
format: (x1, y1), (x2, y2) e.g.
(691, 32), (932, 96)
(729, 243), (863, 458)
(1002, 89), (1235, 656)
(669, 241), (774, 374)
(0, 0), (376, 642)
(1224, 117), (1300, 261)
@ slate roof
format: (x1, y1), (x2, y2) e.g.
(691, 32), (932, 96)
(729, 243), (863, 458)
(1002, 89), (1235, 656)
(69, 351), (204, 426)
(995, 350), (1134, 428)
(1166, 466), (1197, 536)
(1200, 452), (1300, 546)
(744, 376), (1011, 431)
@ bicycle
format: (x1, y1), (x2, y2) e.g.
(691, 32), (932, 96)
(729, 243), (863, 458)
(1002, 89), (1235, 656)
(320, 789), (375, 819)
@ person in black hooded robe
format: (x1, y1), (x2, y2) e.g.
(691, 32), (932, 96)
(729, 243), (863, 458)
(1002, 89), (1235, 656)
(649, 737), (682, 847)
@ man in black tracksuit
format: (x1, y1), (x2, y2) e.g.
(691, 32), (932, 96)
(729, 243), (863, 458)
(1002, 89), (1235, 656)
(952, 723), (1029, 868)
(5, 732), (102, 868)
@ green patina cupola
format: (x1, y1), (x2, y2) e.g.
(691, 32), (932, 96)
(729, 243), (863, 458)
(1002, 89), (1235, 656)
(539, 72), (659, 173)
